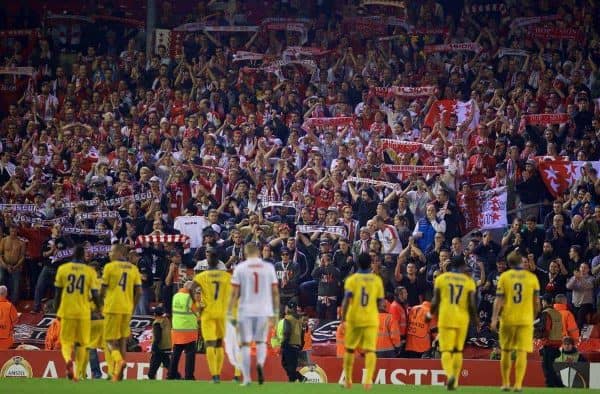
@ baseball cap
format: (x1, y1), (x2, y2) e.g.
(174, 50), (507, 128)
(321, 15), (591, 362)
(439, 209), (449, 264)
(287, 300), (298, 309)
(152, 305), (165, 316)
(541, 294), (554, 304)
(150, 176), (160, 182)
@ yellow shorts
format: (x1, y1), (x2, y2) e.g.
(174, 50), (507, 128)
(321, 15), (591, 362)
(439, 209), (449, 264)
(344, 325), (377, 352)
(60, 318), (91, 347)
(89, 319), (104, 348)
(437, 326), (468, 352)
(499, 324), (533, 353)
(104, 313), (131, 341)
(201, 317), (225, 341)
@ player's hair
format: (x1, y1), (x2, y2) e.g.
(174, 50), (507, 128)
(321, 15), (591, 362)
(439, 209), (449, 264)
(111, 244), (128, 260)
(357, 252), (372, 270)
(73, 245), (85, 261)
(506, 249), (523, 268)
(244, 242), (260, 258)
(554, 294), (567, 304)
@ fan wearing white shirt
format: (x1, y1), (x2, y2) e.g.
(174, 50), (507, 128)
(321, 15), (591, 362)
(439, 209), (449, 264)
(228, 243), (279, 386)
(375, 215), (403, 255)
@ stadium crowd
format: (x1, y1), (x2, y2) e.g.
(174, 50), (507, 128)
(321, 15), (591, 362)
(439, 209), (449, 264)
(0, 0), (600, 358)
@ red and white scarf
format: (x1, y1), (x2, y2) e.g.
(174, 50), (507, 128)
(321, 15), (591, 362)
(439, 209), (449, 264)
(135, 234), (191, 254)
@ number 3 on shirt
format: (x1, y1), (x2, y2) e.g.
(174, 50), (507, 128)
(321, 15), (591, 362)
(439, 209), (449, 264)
(513, 283), (522, 303)
(360, 287), (369, 306)
(118, 272), (128, 291)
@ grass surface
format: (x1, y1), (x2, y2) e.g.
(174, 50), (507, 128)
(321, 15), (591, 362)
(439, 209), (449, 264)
(1, 379), (597, 394)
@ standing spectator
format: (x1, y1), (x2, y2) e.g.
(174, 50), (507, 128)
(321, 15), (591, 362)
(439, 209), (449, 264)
(0, 285), (18, 350)
(0, 224), (26, 305)
(566, 262), (596, 329)
(148, 306), (172, 380)
(388, 286), (408, 350)
(312, 253), (341, 320)
(412, 204), (446, 253)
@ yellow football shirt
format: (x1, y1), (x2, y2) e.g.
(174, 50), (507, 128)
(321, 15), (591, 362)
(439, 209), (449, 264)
(194, 269), (232, 319)
(434, 271), (476, 328)
(344, 272), (384, 328)
(102, 260), (142, 314)
(496, 268), (540, 326)
(54, 262), (99, 319)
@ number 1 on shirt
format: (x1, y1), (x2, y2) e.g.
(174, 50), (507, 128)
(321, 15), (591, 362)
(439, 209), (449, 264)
(253, 271), (259, 293)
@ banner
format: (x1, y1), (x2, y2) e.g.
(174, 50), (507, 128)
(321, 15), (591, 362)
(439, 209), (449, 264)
(380, 139), (433, 153)
(344, 176), (398, 190)
(13, 215), (70, 226)
(424, 99), (480, 131)
(51, 244), (112, 262)
(457, 187), (507, 232)
(91, 14), (144, 28)
(173, 23), (259, 32)
(361, 0), (406, 7)
(61, 227), (111, 236)
(518, 113), (569, 132)
(259, 201), (297, 210)
(13, 314), (152, 347)
(478, 187), (508, 230)
(232, 51), (265, 62)
(135, 234), (191, 254)
(424, 42), (482, 54)
(0, 204), (38, 212)
(510, 15), (560, 29)
(528, 26), (581, 40)
(463, 3), (507, 15)
(496, 48), (529, 58)
(537, 160), (600, 197)
(296, 225), (347, 237)
(369, 86), (436, 98)
(0, 350), (550, 386)
(302, 117), (354, 129)
(62, 191), (153, 209)
(282, 46), (331, 59)
(75, 210), (121, 221)
(382, 165), (444, 174)
(0, 67), (34, 76)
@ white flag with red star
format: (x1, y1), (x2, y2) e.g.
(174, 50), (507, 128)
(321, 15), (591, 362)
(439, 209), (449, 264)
(424, 99), (479, 132)
(478, 187), (507, 230)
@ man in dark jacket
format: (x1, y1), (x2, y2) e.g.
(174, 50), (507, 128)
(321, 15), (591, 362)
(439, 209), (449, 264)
(148, 306), (172, 379)
(311, 252), (341, 320)
(279, 300), (306, 382)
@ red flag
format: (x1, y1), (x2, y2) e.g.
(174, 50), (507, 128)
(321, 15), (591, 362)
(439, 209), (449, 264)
(536, 160), (600, 197)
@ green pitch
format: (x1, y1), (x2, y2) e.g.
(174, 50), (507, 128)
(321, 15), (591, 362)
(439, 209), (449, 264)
(1, 379), (597, 394)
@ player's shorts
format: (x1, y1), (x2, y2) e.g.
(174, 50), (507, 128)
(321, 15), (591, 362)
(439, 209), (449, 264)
(201, 317), (225, 342)
(437, 325), (468, 352)
(104, 313), (131, 341)
(499, 324), (534, 353)
(89, 319), (104, 348)
(237, 316), (269, 344)
(344, 324), (377, 352)
(60, 318), (91, 347)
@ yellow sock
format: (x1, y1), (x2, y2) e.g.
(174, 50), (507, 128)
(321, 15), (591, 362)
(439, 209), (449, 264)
(75, 346), (88, 380)
(61, 342), (73, 363)
(513, 351), (527, 389)
(452, 351), (463, 386)
(342, 352), (355, 385)
(234, 367), (241, 378)
(215, 347), (225, 376)
(104, 346), (113, 376)
(364, 352), (376, 385)
(441, 351), (454, 379)
(500, 350), (512, 388)
(111, 349), (123, 373)
(206, 347), (216, 376)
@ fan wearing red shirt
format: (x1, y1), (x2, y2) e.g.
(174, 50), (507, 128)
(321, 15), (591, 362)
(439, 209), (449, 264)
(466, 139), (496, 186)
(312, 175), (335, 209)
(167, 171), (192, 219)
